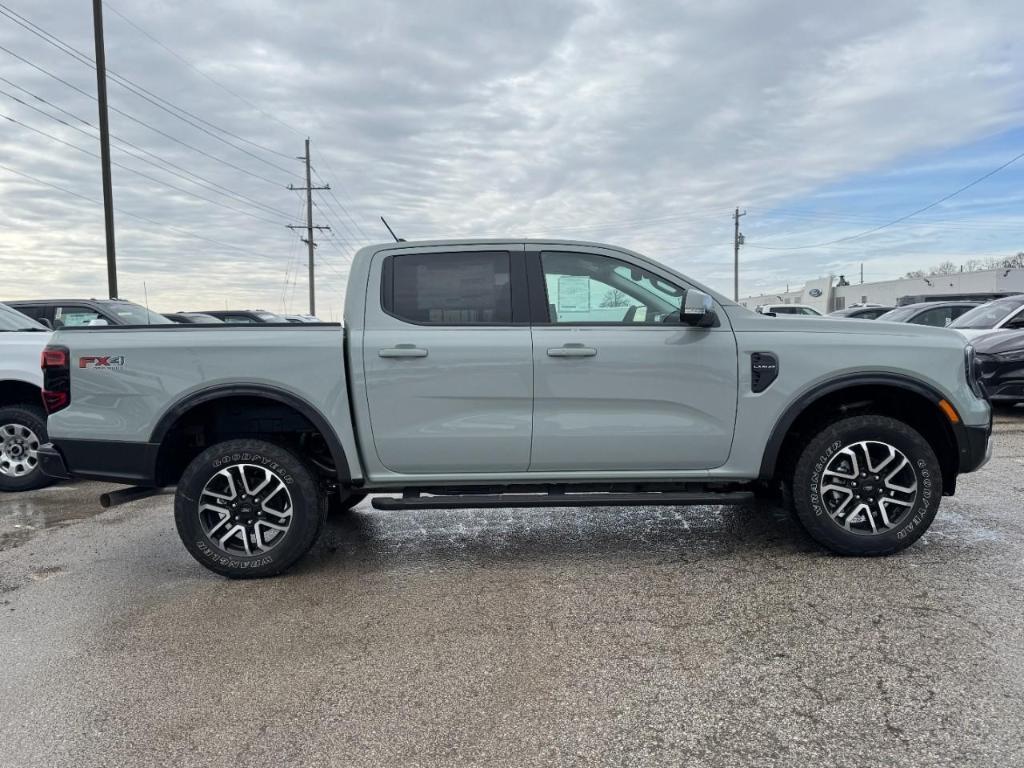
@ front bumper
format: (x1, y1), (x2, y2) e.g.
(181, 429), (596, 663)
(957, 420), (992, 474)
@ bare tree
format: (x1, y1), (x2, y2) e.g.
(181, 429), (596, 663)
(600, 289), (632, 308)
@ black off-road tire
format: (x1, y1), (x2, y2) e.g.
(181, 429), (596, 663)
(174, 439), (326, 578)
(791, 415), (942, 556)
(328, 489), (368, 515)
(0, 404), (55, 492)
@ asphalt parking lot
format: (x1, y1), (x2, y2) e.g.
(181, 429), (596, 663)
(2, 413), (1023, 768)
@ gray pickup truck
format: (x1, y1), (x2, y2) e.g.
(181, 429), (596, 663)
(38, 240), (992, 578)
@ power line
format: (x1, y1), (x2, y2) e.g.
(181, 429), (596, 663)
(0, 83), (302, 222)
(749, 149), (1024, 250)
(0, 110), (292, 227)
(311, 165), (372, 241)
(0, 161), (283, 261)
(0, 3), (297, 174)
(102, 1), (303, 140)
(0, 44), (286, 189)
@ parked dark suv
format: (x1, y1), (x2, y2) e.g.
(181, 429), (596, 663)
(5, 299), (172, 328)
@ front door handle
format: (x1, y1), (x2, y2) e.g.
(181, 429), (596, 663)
(547, 344), (597, 358)
(379, 345), (428, 359)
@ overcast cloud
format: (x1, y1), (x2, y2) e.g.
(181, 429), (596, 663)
(0, 0), (1022, 315)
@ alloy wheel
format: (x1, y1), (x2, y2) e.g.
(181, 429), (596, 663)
(819, 440), (918, 535)
(198, 463), (293, 555)
(0, 423), (40, 478)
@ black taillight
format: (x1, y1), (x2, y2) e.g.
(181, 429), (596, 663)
(41, 344), (70, 414)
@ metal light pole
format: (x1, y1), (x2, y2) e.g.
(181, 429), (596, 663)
(92, 0), (117, 298)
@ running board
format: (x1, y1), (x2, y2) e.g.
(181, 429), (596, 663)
(372, 491), (754, 511)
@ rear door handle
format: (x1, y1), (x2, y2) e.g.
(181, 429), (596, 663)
(547, 344), (597, 358)
(379, 345), (428, 358)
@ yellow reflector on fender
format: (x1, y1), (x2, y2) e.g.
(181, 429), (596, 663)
(939, 399), (960, 424)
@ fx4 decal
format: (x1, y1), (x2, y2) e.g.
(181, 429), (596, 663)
(79, 355), (126, 369)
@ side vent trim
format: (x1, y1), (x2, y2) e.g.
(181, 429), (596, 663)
(751, 352), (779, 393)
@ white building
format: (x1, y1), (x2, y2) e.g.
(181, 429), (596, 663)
(739, 267), (1024, 314)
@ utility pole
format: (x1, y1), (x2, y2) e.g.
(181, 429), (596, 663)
(860, 263), (864, 284)
(287, 138), (330, 316)
(733, 207), (746, 301)
(91, 0), (117, 298)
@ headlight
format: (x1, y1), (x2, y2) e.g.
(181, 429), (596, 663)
(965, 344), (985, 399)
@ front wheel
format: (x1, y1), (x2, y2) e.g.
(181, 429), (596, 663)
(791, 415), (942, 556)
(174, 439), (326, 578)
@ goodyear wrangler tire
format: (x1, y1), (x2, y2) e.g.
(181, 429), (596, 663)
(175, 439), (325, 578)
(791, 415), (942, 556)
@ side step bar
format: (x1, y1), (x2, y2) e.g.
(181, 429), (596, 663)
(372, 491), (754, 511)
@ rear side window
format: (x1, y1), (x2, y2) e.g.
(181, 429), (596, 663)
(911, 306), (955, 327)
(384, 251), (513, 325)
(54, 306), (106, 327)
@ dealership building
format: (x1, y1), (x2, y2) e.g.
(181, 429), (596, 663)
(739, 266), (1024, 314)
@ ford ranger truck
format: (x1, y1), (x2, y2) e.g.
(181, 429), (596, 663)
(37, 240), (992, 578)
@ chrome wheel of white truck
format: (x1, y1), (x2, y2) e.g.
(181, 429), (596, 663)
(175, 439), (325, 578)
(0, 405), (54, 492)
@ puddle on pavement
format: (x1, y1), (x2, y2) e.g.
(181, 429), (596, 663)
(0, 484), (108, 551)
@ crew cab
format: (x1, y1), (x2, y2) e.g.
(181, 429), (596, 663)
(0, 302), (53, 491)
(38, 240), (993, 577)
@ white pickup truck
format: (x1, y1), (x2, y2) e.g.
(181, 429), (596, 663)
(38, 240), (992, 578)
(0, 302), (52, 491)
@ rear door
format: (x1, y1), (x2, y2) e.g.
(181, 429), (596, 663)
(53, 304), (108, 328)
(361, 245), (534, 474)
(528, 247), (738, 472)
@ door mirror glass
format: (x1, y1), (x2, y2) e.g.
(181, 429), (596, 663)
(681, 290), (716, 327)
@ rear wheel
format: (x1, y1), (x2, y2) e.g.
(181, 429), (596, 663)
(174, 439), (325, 578)
(791, 415), (942, 555)
(0, 404), (54, 492)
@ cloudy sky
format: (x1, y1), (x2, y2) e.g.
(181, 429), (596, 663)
(0, 0), (1022, 316)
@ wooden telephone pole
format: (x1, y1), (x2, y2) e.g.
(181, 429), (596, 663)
(92, 0), (117, 298)
(733, 207), (746, 301)
(287, 139), (330, 316)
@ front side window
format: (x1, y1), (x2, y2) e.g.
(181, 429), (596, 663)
(386, 251), (512, 324)
(106, 302), (173, 325)
(540, 251), (683, 324)
(222, 315), (256, 324)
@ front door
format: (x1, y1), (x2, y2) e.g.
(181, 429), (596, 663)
(362, 246), (534, 474)
(529, 248), (738, 472)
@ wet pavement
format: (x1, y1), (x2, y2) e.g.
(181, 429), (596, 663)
(2, 412), (1023, 767)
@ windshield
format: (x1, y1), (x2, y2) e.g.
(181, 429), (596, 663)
(106, 302), (173, 325)
(256, 312), (288, 323)
(877, 306), (919, 322)
(949, 298), (1024, 329)
(0, 302), (47, 331)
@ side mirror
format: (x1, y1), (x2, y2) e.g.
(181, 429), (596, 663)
(681, 290), (716, 328)
(39, 318), (52, 329)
